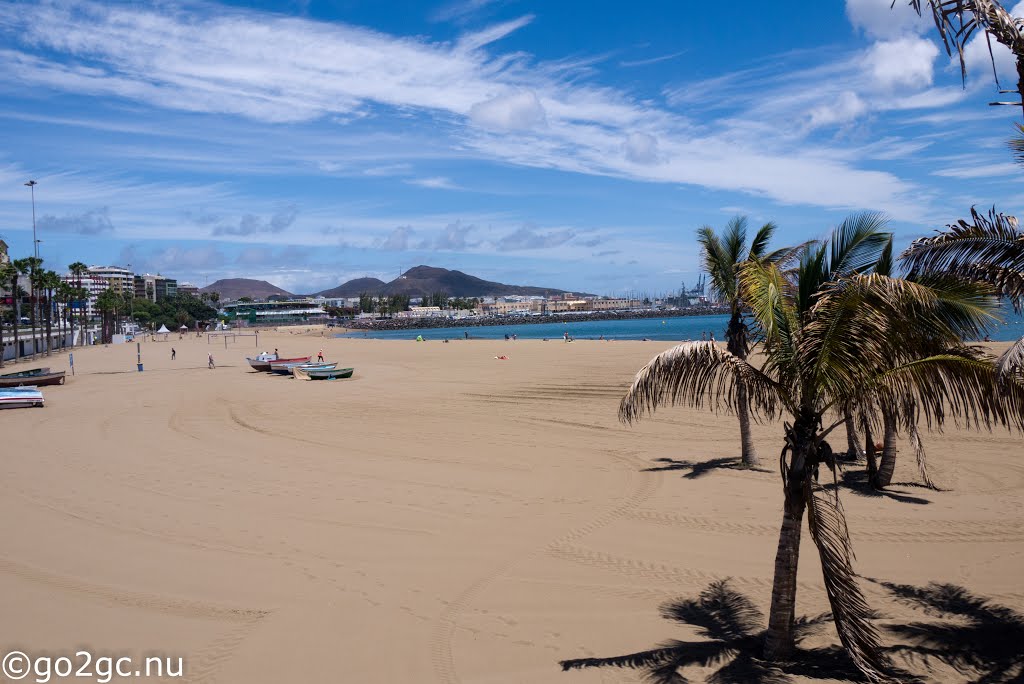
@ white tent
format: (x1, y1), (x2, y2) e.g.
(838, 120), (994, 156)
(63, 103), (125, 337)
(156, 324), (170, 333)
(179, 324), (188, 330)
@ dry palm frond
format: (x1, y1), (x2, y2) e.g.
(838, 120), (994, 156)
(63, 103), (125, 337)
(906, 1), (1024, 93)
(618, 342), (783, 424)
(868, 351), (1024, 432)
(997, 336), (1024, 383)
(907, 424), (937, 489)
(804, 483), (891, 681)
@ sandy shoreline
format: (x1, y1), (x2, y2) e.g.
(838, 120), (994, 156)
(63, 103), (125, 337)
(0, 331), (1020, 682)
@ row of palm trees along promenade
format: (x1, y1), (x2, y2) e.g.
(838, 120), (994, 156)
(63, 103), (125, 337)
(0, 254), (214, 366)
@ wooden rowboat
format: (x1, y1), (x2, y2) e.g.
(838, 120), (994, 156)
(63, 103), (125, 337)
(267, 357), (312, 373)
(0, 387), (44, 408)
(272, 362), (336, 375)
(0, 370), (65, 388)
(0, 367), (50, 379)
(292, 367), (354, 381)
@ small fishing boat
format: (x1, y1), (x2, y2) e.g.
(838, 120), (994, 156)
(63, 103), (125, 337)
(0, 367), (50, 379)
(0, 370), (65, 388)
(267, 356), (312, 373)
(292, 367), (354, 381)
(0, 387), (44, 408)
(246, 352), (279, 371)
(272, 362), (337, 375)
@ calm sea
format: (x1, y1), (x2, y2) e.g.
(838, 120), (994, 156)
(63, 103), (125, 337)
(340, 312), (1024, 342)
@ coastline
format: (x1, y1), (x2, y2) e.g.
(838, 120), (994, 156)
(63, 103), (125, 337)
(339, 307), (730, 332)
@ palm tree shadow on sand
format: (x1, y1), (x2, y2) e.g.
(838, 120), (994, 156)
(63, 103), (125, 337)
(644, 456), (773, 479)
(560, 580), (1024, 683)
(831, 469), (933, 506)
(875, 580), (1024, 683)
(560, 580), (885, 683)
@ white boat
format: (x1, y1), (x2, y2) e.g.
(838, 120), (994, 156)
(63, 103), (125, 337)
(0, 387), (44, 409)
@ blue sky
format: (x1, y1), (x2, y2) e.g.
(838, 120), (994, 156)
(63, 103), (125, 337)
(0, 0), (1022, 295)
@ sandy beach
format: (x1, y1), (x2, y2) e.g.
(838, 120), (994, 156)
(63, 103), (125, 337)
(0, 331), (1020, 683)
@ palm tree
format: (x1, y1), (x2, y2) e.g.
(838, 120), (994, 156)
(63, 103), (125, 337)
(38, 270), (59, 355)
(0, 262), (13, 367)
(56, 281), (73, 351)
(616, 214), (1024, 678)
(697, 216), (792, 467)
(22, 256), (43, 358)
(68, 262), (89, 347)
(12, 258), (31, 360)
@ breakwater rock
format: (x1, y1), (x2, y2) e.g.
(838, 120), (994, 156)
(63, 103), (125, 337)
(342, 307), (729, 332)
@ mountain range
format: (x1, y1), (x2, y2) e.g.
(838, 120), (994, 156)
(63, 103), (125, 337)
(316, 266), (587, 298)
(200, 278), (293, 300)
(197, 267), (587, 301)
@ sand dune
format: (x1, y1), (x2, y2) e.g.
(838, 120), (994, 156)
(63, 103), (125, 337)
(0, 333), (1020, 682)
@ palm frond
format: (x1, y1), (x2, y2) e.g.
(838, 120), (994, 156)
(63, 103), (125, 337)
(749, 221), (778, 262)
(803, 274), (1001, 404)
(996, 335), (1024, 384)
(739, 260), (800, 367)
(830, 212), (892, 279)
(907, 424), (936, 489)
(1009, 122), (1024, 167)
(618, 341), (783, 424)
(868, 351), (1024, 432)
(699, 225), (739, 305)
(660, 580), (764, 642)
(804, 483), (891, 681)
(900, 207), (1024, 305)
(875, 236), (895, 278)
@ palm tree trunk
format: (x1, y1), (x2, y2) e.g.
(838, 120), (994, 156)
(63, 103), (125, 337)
(12, 279), (20, 362)
(876, 411), (897, 488)
(864, 422), (880, 489)
(843, 409), (860, 461)
(0, 314), (5, 368)
(44, 290), (52, 356)
(736, 381), (760, 466)
(764, 492), (806, 660)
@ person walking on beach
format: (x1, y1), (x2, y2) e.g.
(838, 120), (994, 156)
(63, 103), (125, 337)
(709, 332), (715, 343)
(464, 331), (469, 339)
(317, 349), (324, 362)
(171, 347), (176, 360)
(701, 331), (707, 341)
(208, 353), (215, 369)
(563, 331), (569, 342)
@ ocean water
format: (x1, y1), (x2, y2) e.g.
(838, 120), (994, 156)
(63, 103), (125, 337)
(340, 312), (1024, 342)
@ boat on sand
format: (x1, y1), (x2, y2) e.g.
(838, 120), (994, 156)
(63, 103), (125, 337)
(292, 367), (354, 381)
(0, 367), (50, 379)
(0, 370), (65, 388)
(271, 362), (336, 375)
(0, 387), (44, 408)
(266, 357), (312, 373)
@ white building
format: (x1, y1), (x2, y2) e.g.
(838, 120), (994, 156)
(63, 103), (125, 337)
(61, 273), (109, 318)
(87, 265), (135, 296)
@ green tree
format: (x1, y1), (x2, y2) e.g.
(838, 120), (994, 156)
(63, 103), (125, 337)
(68, 262), (89, 347)
(697, 216), (794, 467)
(0, 262), (13, 367)
(615, 215), (1024, 677)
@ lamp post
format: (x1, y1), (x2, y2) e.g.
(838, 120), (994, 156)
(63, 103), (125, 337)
(24, 180), (38, 259)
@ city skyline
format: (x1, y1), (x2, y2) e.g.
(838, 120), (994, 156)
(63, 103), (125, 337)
(0, 0), (1021, 296)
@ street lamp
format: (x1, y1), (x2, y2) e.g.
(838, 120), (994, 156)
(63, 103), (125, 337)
(24, 180), (38, 259)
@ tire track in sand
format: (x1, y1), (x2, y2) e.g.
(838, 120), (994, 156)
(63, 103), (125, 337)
(430, 450), (660, 684)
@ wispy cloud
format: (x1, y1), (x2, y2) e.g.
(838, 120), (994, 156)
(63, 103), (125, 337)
(405, 176), (461, 190)
(619, 50), (686, 68)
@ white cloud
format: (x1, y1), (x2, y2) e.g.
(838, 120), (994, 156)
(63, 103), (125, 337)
(405, 176), (460, 190)
(807, 91), (868, 129)
(846, 0), (927, 39)
(961, 1), (1024, 89)
(624, 132), (661, 164)
(864, 36), (939, 89)
(377, 226), (414, 251)
(468, 90), (547, 131)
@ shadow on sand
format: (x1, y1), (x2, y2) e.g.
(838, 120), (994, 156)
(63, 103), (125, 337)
(560, 580), (1023, 683)
(831, 469), (933, 506)
(643, 456), (773, 479)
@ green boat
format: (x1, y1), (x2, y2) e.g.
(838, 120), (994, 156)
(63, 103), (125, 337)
(292, 366), (354, 381)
